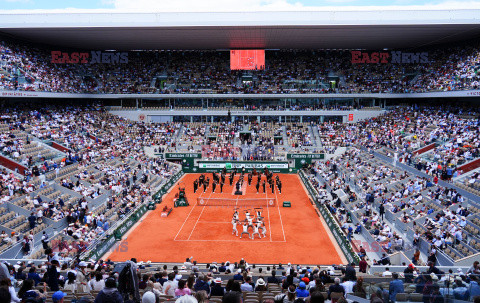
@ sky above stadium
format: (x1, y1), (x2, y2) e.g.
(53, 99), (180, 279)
(1, 0), (480, 11)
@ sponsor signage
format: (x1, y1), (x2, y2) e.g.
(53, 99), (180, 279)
(199, 162), (289, 169)
(153, 171), (184, 201)
(348, 114), (354, 121)
(287, 153), (325, 160)
(288, 154), (325, 170)
(165, 153), (202, 159)
(88, 203), (149, 260)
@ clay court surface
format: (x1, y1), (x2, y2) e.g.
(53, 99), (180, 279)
(107, 173), (345, 264)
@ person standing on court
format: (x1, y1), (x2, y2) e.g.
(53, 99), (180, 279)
(278, 181), (282, 194)
(212, 180), (217, 193)
(220, 181), (224, 193)
(203, 179), (208, 193)
(193, 179), (198, 193)
(256, 181), (260, 194)
(248, 173), (252, 186)
(262, 180), (266, 193)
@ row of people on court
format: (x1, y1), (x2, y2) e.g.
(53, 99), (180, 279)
(232, 209), (268, 239)
(192, 171), (282, 194)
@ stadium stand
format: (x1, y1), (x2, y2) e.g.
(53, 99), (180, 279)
(2, 11), (480, 303)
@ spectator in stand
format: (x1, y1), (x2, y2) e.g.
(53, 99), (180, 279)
(223, 291), (242, 303)
(175, 280), (192, 297)
(94, 277), (123, 303)
(328, 278), (345, 300)
(17, 279), (46, 302)
(240, 276), (253, 292)
(389, 273), (404, 303)
(275, 285), (297, 303)
(359, 257), (368, 273)
(164, 272), (179, 297)
(255, 278), (267, 292)
(210, 278), (225, 297)
(344, 263), (356, 281)
(52, 291), (67, 303)
(89, 273), (106, 291)
(0, 278), (21, 303)
(296, 282), (309, 298)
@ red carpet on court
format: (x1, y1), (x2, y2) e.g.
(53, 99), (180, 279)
(107, 173), (344, 264)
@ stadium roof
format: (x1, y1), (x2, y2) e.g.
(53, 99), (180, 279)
(1, 10), (480, 50)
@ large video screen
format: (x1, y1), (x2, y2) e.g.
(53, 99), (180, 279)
(230, 50), (265, 70)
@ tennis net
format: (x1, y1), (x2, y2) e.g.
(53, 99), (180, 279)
(196, 197), (276, 207)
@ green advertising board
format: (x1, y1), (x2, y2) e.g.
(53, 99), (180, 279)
(165, 153), (202, 172)
(88, 204), (150, 260)
(287, 153), (325, 170)
(88, 234), (116, 260)
(152, 170), (184, 202)
(196, 161), (291, 173)
(298, 171), (359, 265)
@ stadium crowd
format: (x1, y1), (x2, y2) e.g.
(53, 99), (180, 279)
(0, 105), (181, 257)
(1, 256), (480, 303)
(1, 39), (480, 94)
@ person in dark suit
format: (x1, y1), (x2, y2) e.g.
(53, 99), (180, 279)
(262, 181), (266, 193)
(327, 278), (345, 300)
(193, 180), (198, 193)
(212, 181), (217, 193)
(344, 263), (356, 281)
(267, 270), (280, 284)
(278, 181), (282, 194)
(256, 182), (260, 194)
(379, 203), (385, 220)
(220, 181), (224, 193)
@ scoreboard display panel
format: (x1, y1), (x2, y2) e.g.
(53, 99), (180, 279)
(230, 50), (265, 70)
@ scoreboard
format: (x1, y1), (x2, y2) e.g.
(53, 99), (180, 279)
(230, 50), (265, 70)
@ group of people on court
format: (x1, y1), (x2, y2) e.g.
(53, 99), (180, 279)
(232, 208), (267, 240)
(192, 167), (282, 194)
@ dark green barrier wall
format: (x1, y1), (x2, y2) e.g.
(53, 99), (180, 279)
(298, 171), (360, 265)
(152, 171), (184, 202)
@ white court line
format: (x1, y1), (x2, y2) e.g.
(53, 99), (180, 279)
(187, 188), (213, 240)
(274, 179), (287, 242)
(174, 239), (286, 242)
(265, 176), (272, 242)
(174, 179), (204, 240)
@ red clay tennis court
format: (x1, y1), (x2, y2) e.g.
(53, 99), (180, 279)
(107, 173), (346, 265)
